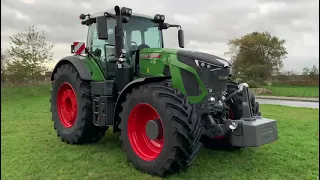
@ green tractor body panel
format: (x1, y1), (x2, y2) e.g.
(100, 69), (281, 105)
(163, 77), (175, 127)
(138, 48), (208, 104)
(61, 46), (230, 106)
(83, 57), (106, 81)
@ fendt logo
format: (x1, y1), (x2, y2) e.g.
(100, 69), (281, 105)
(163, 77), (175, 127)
(140, 53), (161, 59)
(261, 131), (273, 139)
(218, 76), (229, 80)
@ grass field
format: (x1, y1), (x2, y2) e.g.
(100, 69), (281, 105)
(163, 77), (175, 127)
(263, 85), (319, 97)
(1, 85), (319, 180)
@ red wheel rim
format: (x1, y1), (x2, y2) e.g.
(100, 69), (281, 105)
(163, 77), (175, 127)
(127, 103), (164, 161)
(57, 82), (78, 128)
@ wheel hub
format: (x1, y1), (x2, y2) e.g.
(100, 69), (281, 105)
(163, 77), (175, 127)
(146, 119), (162, 140)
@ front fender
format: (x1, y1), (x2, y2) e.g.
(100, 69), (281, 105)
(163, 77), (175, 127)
(113, 76), (171, 132)
(50, 56), (92, 81)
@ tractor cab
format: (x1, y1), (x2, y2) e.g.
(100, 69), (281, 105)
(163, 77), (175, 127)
(86, 14), (163, 76)
(77, 8), (184, 87)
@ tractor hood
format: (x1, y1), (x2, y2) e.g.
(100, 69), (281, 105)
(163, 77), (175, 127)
(140, 48), (231, 67)
(177, 49), (231, 67)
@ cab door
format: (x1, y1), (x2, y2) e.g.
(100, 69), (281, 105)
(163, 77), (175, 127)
(86, 18), (116, 79)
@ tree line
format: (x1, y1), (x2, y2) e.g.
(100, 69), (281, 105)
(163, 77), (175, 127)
(1, 26), (54, 84)
(1, 26), (318, 86)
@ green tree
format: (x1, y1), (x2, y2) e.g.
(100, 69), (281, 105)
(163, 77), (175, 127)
(7, 26), (54, 83)
(302, 67), (310, 75)
(225, 31), (288, 82)
(302, 65), (319, 76)
(1, 48), (9, 83)
(309, 65), (319, 76)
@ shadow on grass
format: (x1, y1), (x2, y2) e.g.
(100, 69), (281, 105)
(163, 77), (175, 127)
(75, 130), (271, 179)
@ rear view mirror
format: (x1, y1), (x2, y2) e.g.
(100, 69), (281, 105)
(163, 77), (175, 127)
(96, 16), (108, 40)
(178, 29), (184, 48)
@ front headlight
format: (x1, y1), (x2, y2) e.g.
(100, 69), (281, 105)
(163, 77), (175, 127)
(194, 59), (222, 71)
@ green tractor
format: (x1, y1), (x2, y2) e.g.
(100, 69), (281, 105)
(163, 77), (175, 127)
(50, 6), (278, 177)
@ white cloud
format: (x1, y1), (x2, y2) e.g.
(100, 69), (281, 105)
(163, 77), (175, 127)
(80, 2), (92, 9)
(258, 2), (286, 15)
(21, 0), (36, 4)
(1, 0), (319, 72)
(173, 14), (198, 24)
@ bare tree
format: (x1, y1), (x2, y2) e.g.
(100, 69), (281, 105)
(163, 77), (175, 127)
(1, 48), (9, 83)
(7, 26), (54, 83)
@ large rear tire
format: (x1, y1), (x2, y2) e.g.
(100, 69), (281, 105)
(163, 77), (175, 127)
(118, 81), (202, 176)
(50, 63), (107, 144)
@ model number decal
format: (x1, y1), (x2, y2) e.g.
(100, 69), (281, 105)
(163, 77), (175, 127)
(140, 53), (161, 59)
(261, 131), (273, 139)
(218, 76), (228, 80)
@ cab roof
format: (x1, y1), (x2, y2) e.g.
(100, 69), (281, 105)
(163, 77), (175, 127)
(91, 10), (153, 20)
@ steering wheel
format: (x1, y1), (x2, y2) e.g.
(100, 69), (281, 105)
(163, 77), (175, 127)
(130, 41), (137, 46)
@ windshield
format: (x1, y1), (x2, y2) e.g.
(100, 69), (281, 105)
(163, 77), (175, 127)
(88, 15), (163, 66)
(123, 16), (163, 49)
(92, 16), (162, 50)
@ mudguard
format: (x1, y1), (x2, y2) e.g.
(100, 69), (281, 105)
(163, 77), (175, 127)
(50, 56), (92, 81)
(113, 76), (171, 132)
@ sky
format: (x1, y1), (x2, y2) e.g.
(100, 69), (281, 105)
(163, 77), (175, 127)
(1, 0), (319, 72)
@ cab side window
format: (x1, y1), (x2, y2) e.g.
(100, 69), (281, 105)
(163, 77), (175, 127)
(86, 18), (116, 62)
(91, 27), (107, 61)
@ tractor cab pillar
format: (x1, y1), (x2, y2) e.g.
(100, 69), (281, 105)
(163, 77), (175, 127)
(93, 6), (134, 92)
(109, 6), (134, 92)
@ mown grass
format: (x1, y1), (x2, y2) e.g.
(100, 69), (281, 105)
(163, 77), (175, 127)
(1, 83), (51, 102)
(1, 85), (319, 180)
(263, 85), (319, 97)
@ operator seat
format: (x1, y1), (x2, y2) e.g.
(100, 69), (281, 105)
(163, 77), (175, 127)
(133, 44), (150, 75)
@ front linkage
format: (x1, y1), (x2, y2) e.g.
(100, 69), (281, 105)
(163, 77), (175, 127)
(202, 82), (278, 148)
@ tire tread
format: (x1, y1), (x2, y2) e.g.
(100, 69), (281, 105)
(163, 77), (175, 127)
(50, 63), (107, 144)
(118, 80), (202, 176)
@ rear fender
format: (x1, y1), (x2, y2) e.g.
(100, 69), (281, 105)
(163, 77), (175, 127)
(113, 76), (171, 132)
(50, 56), (92, 81)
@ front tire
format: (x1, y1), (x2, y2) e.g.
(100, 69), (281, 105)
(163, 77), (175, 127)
(50, 63), (107, 144)
(118, 81), (202, 176)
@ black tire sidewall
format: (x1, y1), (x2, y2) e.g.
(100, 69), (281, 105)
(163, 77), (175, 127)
(51, 69), (89, 139)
